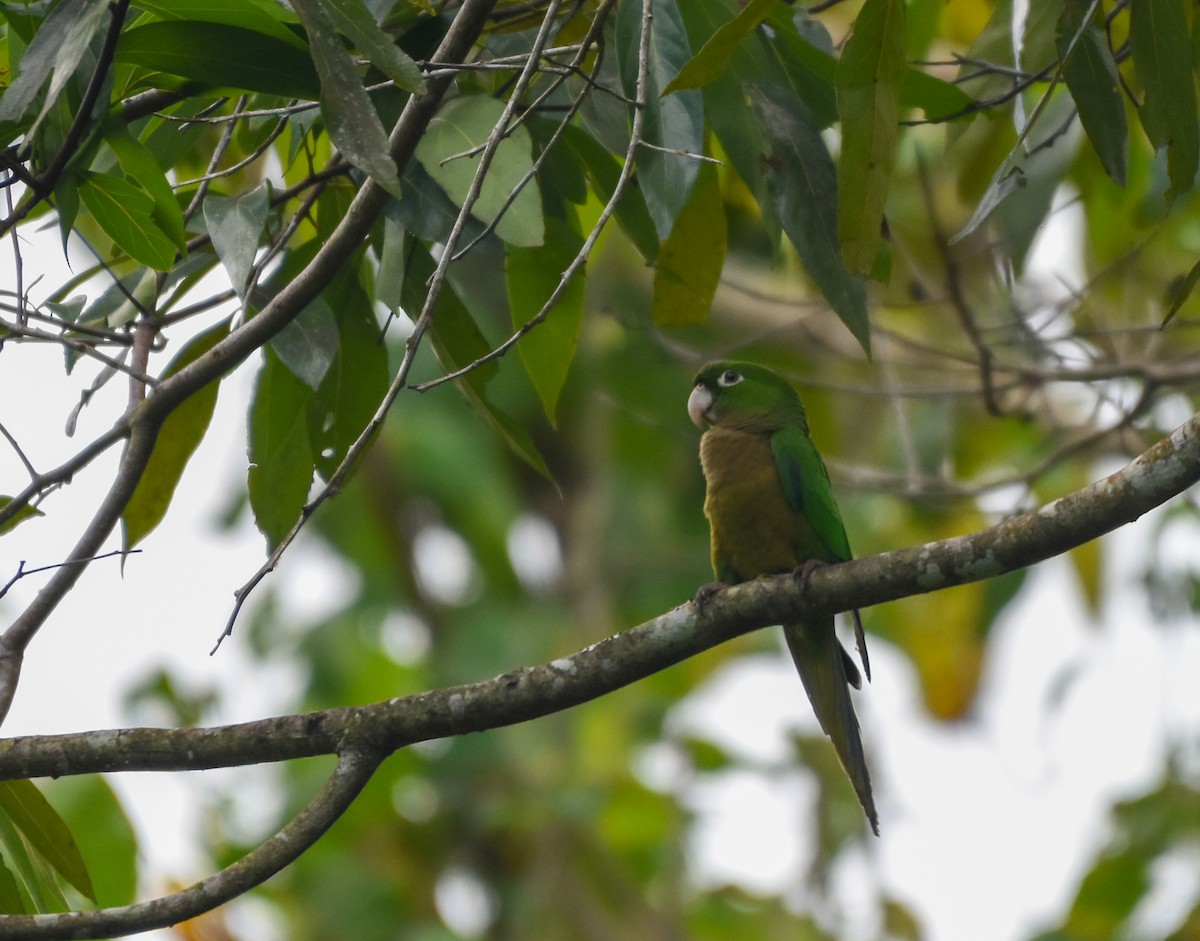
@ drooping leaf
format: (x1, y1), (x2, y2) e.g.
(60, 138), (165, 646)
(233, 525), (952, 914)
(652, 160), (726, 327)
(506, 219), (586, 425)
(271, 295), (339, 390)
(1164, 256), (1200, 327)
(560, 123), (659, 263)
(323, 0), (425, 92)
(414, 95), (544, 247)
(291, 0), (404, 198)
(403, 248), (552, 479)
(615, 0), (704, 241)
(310, 276), (389, 480)
(747, 83), (871, 356)
(249, 347), (316, 549)
(114, 21), (321, 99)
(0, 781), (94, 902)
(661, 0), (776, 96)
(1057, 0), (1127, 186)
(122, 320), (230, 550)
(836, 0), (906, 275)
(77, 171), (178, 270)
(0, 498), (43, 536)
(203, 184), (270, 300)
(42, 777), (137, 908)
(103, 121), (187, 251)
(1130, 0), (1198, 202)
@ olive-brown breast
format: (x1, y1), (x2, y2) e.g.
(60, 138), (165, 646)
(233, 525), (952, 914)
(699, 425), (820, 582)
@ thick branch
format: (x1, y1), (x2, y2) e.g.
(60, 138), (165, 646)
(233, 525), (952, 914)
(0, 409), (1196, 781)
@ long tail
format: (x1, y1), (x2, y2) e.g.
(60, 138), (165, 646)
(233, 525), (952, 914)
(783, 618), (878, 835)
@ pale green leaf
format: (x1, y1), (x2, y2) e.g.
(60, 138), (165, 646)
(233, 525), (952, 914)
(748, 84), (871, 356)
(133, 0), (306, 50)
(77, 172), (178, 270)
(836, 0), (906, 275)
(310, 280), (389, 480)
(615, 0), (703, 241)
(249, 348), (316, 549)
(0, 781), (93, 902)
(291, 0), (404, 198)
(652, 161), (726, 326)
(203, 184), (270, 300)
(507, 219), (586, 425)
(1130, 0), (1198, 201)
(271, 295), (339, 390)
(414, 95), (544, 247)
(1057, 0), (1126, 186)
(104, 121), (187, 250)
(122, 321), (230, 550)
(403, 248), (552, 479)
(662, 0), (776, 95)
(323, 0), (425, 92)
(0, 498), (43, 536)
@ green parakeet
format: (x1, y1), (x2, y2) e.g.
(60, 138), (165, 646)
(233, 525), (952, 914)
(688, 361), (878, 834)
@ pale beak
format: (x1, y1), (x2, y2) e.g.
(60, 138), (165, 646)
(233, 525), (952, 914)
(687, 383), (714, 429)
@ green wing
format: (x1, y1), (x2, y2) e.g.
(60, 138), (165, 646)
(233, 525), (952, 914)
(770, 425), (852, 563)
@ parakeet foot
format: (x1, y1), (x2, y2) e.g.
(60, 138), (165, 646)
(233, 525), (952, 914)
(791, 558), (826, 586)
(693, 581), (730, 611)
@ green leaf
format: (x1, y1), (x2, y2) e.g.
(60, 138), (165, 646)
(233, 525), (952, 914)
(375, 210), (407, 311)
(1130, 0), (1198, 202)
(662, 0), (776, 96)
(114, 21), (321, 99)
(42, 777), (137, 908)
(403, 248), (552, 479)
(0, 0), (108, 134)
(1163, 256), (1200, 326)
(132, 0), (306, 50)
(122, 321), (230, 550)
(652, 160), (726, 327)
(0, 854), (25, 914)
(291, 0), (404, 198)
(560, 124), (658, 263)
(249, 346), (316, 549)
(747, 83), (871, 356)
(310, 275), (390, 480)
(616, 0), (704, 241)
(0, 781), (93, 902)
(836, 0), (906, 275)
(203, 184), (270, 300)
(103, 121), (187, 250)
(271, 295), (339, 390)
(0, 498), (43, 536)
(1057, 0), (1127, 186)
(323, 0), (425, 93)
(414, 95), (544, 247)
(506, 219), (586, 425)
(77, 171), (178, 270)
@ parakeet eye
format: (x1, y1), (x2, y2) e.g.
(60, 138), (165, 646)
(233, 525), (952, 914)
(717, 370), (743, 387)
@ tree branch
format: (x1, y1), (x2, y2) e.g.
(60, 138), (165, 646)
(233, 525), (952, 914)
(0, 0), (503, 726)
(0, 750), (381, 940)
(0, 408), (1196, 781)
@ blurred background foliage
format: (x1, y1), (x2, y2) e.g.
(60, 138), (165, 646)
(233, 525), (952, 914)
(1, 0), (1200, 937)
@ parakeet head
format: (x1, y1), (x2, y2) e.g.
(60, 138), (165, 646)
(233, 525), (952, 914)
(688, 361), (809, 433)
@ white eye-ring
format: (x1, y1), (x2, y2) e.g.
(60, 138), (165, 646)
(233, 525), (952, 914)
(717, 370), (742, 387)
